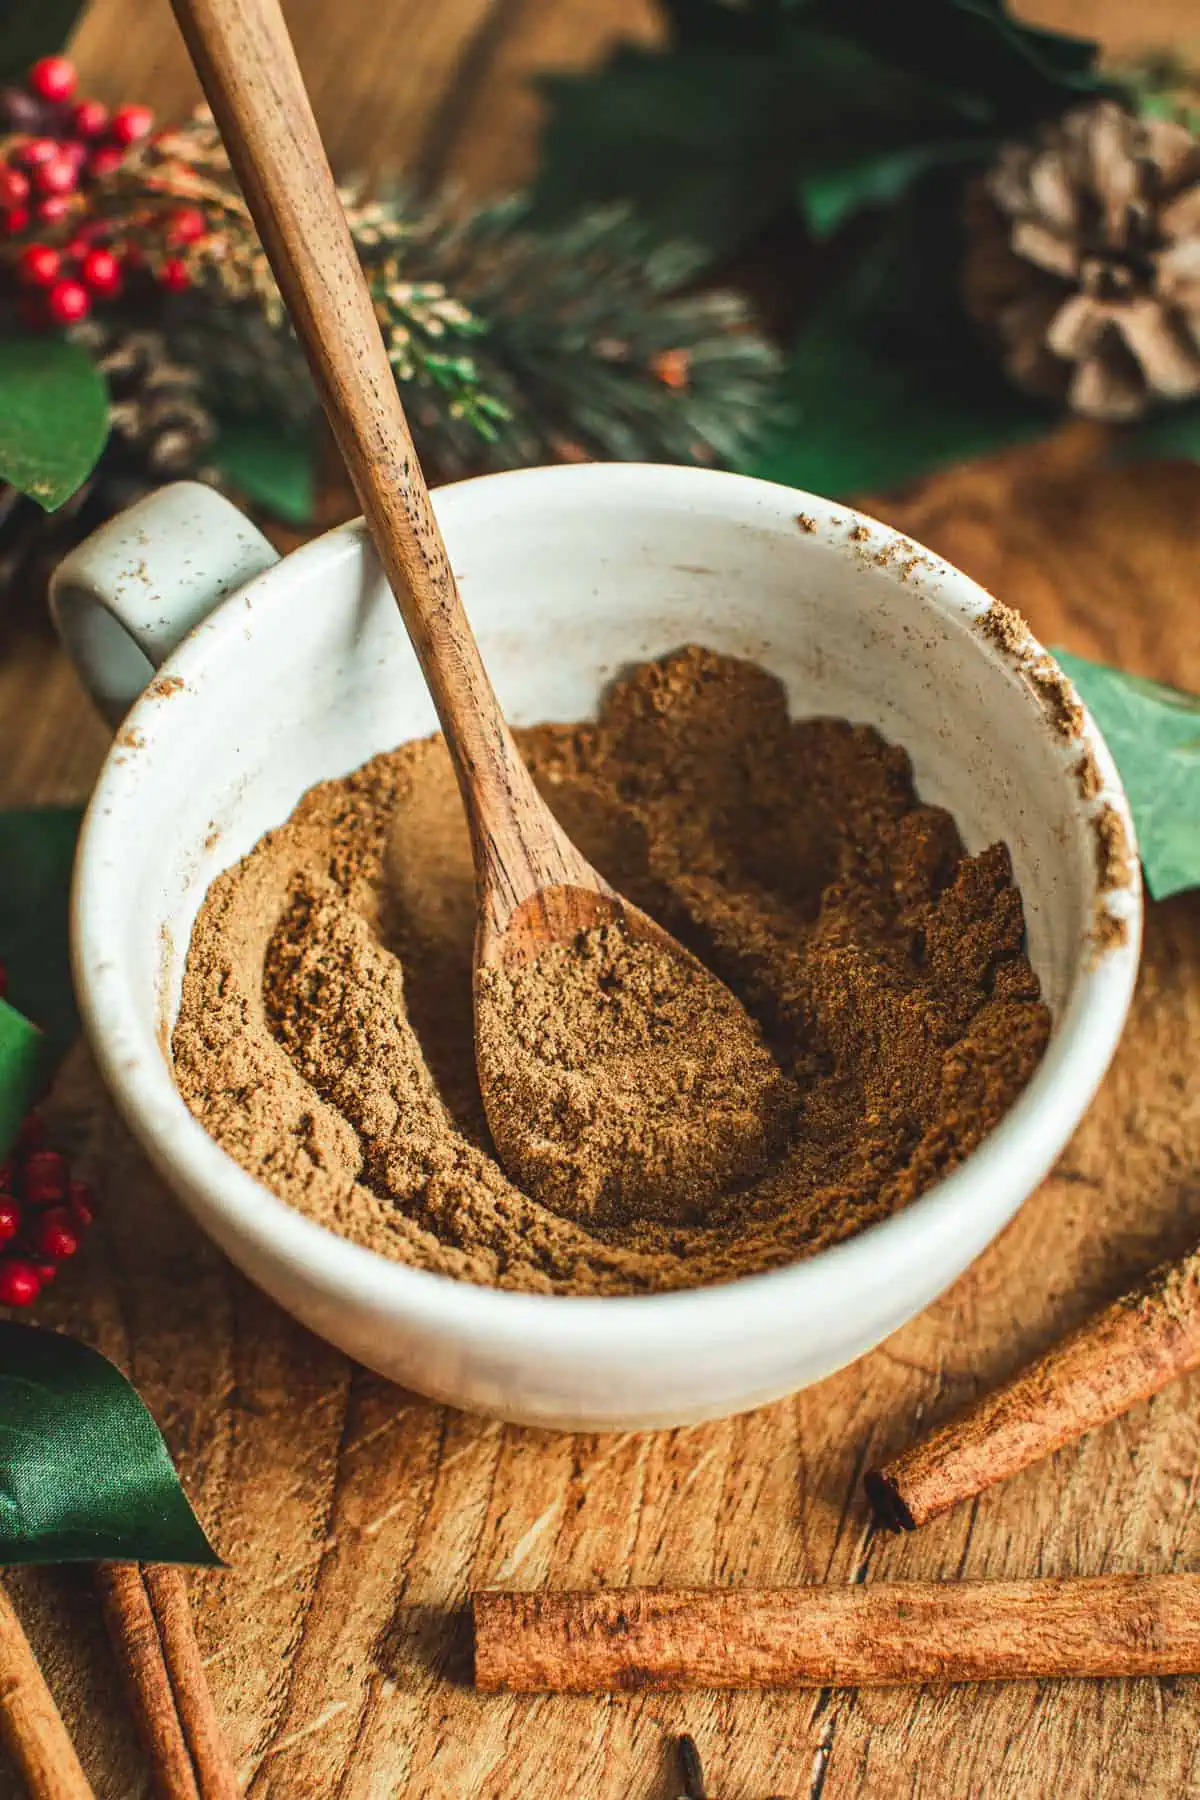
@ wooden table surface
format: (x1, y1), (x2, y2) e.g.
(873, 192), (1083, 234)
(3, 3), (1200, 1796)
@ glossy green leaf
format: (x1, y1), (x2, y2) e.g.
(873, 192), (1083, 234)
(533, 0), (1106, 255)
(0, 0), (85, 82)
(0, 1325), (220, 1566)
(0, 1001), (49, 1163)
(0, 337), (108, 513)
(0, 806), (83, 1062)
(214, 418), (316, 526)
(1054, 652), (1200, 902)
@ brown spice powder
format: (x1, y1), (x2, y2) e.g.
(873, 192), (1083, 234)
(172, 647), (1051, 1296)
(475, 920), (795, 1228)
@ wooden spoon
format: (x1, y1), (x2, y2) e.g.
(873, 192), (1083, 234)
(170, 0), (790, 1222)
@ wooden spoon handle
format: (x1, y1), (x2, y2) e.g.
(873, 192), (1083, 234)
(169, 0), (581, 904)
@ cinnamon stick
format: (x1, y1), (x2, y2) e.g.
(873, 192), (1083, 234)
(473, 1575), (1200, 1692)
(96, 1565), (238, 1799)
(142, 1568), (240, 1800)
(0, 1581), (95, 1800)
(865, 1246), (1200, 1532)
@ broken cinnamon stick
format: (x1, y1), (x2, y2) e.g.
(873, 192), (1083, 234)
(0, 1580), (95, 1800)
(866, 1246), (1200, 1532)
(473, 1575), (1200, 1692)
(96, 1564), (239, 1799)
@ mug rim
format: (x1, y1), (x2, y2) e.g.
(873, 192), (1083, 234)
(70, 461), (1143, 1350)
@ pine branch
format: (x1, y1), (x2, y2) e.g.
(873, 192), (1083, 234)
(391, 194), (781, 475)
(98, 116), (775, 475)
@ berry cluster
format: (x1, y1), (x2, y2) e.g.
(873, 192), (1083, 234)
(1, 56), (202, 328)
(0, 959), (96, 1308)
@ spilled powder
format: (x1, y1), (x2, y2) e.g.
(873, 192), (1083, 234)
(172, 647), (1051, 1296)
(475, 919), (795, 1228)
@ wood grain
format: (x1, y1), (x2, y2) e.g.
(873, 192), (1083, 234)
(0, 1), (1197, 1796)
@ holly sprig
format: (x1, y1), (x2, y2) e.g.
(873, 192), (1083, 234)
(0, 56), (500, 510)
(0, 52), (191, 509)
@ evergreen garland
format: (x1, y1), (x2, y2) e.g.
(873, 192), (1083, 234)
(162, 189), (778, 479)
(104, 115), (779, 481)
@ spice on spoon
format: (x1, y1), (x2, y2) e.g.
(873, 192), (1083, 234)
(475, 918), (796, 1226)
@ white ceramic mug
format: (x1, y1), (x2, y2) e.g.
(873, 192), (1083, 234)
(51, 465), (1141, 1431)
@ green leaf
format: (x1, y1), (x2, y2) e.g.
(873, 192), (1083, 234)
(748, 179), (1049, 494)
(0, 1325), (220, 1566)
(0, 1001), (50, 1163)
(532, 0), (1106, 256)
(535, 49), (800, 252)
(0, 0), (86, 82)
(214, 419), (316, 526)
(0, 337), (108, 513)
(0, 807), (83, 1062)
(749, 310), (1046, 493)
(1053, 652), (1200, 902)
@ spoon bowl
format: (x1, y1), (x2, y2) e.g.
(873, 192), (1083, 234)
(476, 883), (795, 1226)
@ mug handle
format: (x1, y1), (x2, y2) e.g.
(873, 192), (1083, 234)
(50, 480), (280, 726)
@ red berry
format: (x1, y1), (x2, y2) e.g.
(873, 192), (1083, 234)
(35, 155), (77, 196)
(80, 246), (121, 297)
(158, 256), (190, 292)
(45, 276), (88, 323)
(167, 205), (206, 245)
(0, 165), (30, 207)
(0, 1200), (19, 1245)
(21, 1148), (67, 1205)
(35, 195), (72, 225)
(29, 57), (77, 104)
(18, 137), (59, 167)
(0, 1259), (41, 1306)
(72, 98), (109, 137)
(2, 205), (29, 235)
(18, 242), (59, 286)
(110, 103), (153, 146)
(86, 144), (126, 183)
(34, 1261), (59, 1284)
(67, 1179), (96, 1227)
(31, 1207), (79, 1260)
(59, 139), (88, 168)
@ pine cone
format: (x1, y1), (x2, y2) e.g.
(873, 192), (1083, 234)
(963, 99), (1200, 422)
(0, 324), (221, 614)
